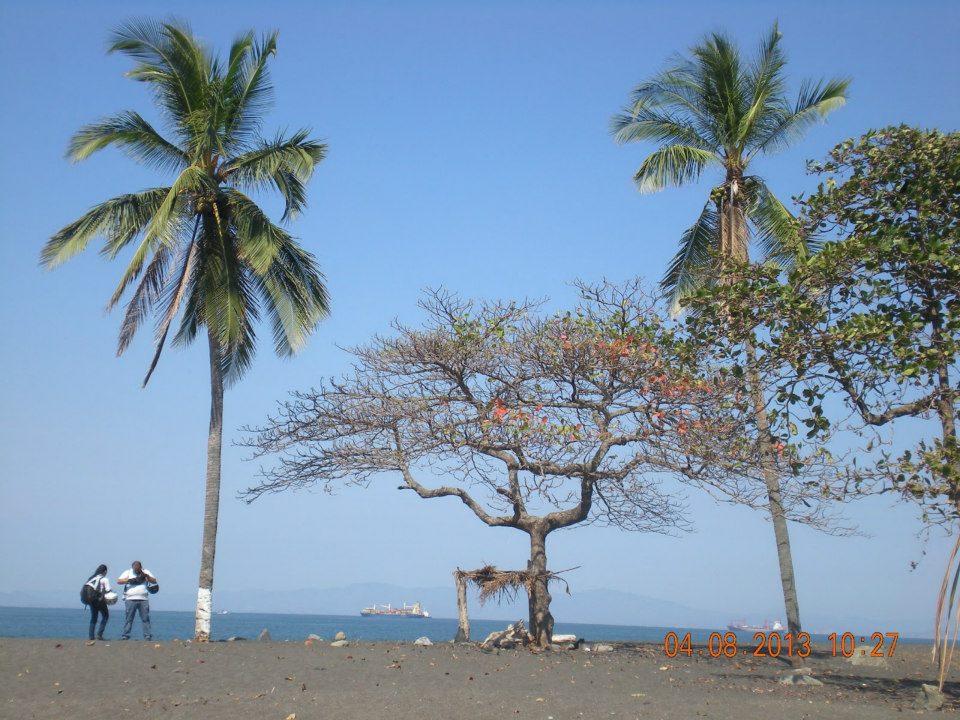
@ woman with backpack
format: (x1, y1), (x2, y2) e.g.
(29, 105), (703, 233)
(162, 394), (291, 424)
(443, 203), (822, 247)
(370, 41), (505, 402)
(83, 564), (111, 641)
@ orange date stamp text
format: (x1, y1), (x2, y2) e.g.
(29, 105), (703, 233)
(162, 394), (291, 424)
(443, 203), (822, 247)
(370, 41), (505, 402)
(662, 631), (899, 659)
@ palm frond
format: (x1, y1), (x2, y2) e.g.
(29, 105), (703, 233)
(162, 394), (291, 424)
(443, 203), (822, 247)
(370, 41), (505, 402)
(225, 189), (285, 272)
(211, 265), (260, 384)
(611, 106), (714, 151)
(142, 225), (200, 386)
(751, 77), (849, 157)
(141, 165), (211, 245)
(272, 171), (309, 222)
(106, 207), (190, 312)
(616, 66), (719, 149)
(171, 242), (206, 350)
(227, 188), (328, 355)
(935, 534), (960, 691)
(197, 212), (261, 384)
(41, 188), (170, 269)
(224, 130), (326, 219)
(692, 31), (746, 147)
(794, 77), (850, 118)
(100, 189), (176, 259)
(738, 24), (787, 145)
(222, 31), (278, 148)
(744, 178), (806, 265)
(117, 243), (172, 356)
(224, 129), (327, 182)
(252, 241), (330, 357)
(109, 19), (210, 144)
(68, 111), (187, 172)
(661, 198), (720, 314)
(632, 144), (718, 193)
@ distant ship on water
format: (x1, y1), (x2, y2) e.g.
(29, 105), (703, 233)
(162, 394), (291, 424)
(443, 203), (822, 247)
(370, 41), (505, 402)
(727, 619), (784, 632)
(360, 601), (431, 618)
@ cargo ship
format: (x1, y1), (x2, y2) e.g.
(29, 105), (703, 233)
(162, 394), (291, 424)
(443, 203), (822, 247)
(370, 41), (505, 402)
(727, 619), (784, 632)
(360, 601), (431, 618)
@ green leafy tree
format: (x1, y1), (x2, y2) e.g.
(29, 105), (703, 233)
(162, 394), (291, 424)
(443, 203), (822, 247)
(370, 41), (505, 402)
(794, 127), (959, 687)
(707, 127), (960, 522)
(612, 24), (849, 639)
(682, 282), (854, 525)
(40, 20), (330, 641)
(795, 127), (960, 514)
(688, 127), (960, 687)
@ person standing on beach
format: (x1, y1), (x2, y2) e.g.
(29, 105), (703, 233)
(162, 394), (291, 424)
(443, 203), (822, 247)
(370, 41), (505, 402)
(84, 564), (111, 641)
(117, 561), (157, 640)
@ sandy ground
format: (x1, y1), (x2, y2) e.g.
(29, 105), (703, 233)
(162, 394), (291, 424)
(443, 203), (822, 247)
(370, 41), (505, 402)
(0, 637), (955, 719)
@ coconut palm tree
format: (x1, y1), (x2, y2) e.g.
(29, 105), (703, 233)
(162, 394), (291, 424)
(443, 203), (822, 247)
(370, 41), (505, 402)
(611, 24), (848, 637)
(40, 20), (330, 641)
(612, 23), (848, 310)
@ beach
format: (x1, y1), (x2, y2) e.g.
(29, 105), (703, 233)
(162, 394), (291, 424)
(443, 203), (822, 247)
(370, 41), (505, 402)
(0, 637), (952, 719)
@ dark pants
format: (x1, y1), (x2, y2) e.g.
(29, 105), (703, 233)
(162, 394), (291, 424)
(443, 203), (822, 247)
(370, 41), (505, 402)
(122, 599), (152, 640)
(88, 602), (108, 640)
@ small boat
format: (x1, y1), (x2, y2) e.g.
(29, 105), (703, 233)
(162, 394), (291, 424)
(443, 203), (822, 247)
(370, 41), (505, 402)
(360, 601), (431, 618)
(727, 619), (784, 633)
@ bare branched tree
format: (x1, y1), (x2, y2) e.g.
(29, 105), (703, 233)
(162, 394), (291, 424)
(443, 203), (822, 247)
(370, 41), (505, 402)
(241, 279), (831, 645)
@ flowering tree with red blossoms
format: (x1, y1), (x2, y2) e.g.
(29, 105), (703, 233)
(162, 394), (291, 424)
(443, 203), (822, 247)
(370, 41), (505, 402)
(242, 280), (797, 645)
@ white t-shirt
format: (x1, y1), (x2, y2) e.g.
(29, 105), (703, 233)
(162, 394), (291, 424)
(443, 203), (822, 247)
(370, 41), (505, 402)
(118, 568), (155, 600)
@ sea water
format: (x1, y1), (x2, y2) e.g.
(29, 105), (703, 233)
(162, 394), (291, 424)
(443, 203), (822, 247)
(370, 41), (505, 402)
(0, 607), (926, 646)
(0, 606), (718, 643)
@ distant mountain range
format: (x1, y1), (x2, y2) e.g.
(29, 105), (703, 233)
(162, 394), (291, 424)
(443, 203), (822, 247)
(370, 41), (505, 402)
(0, 582), (930, 637)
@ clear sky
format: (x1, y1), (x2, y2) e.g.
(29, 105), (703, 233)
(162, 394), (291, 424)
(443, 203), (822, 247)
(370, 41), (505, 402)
(1, 0), (957, 634)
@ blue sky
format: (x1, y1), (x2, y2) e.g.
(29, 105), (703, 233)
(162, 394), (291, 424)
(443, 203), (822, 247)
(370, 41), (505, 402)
(1, 0), (957, 634)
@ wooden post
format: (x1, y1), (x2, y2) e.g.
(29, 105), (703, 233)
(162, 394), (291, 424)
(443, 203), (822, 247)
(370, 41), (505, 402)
(454, 571), (470, 642)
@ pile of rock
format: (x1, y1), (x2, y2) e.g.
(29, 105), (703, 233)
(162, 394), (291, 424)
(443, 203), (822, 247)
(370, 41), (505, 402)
(913, 683), (944, 711)
(778, 667), (823, 686)
(581, 642), (613, 653)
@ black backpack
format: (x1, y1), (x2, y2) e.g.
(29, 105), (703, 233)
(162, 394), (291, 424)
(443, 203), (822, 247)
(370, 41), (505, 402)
(80, 578), (102, 606)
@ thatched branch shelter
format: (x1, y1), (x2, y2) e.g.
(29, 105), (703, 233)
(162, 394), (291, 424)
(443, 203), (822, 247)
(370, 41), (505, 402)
(452, 565), (572, 643)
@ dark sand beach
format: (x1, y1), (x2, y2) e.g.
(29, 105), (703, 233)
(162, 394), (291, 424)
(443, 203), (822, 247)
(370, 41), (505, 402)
(1, 636), (954, 719)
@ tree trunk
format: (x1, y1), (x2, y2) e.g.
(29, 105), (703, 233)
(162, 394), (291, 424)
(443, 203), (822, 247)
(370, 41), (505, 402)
(926, 285), (958, 503)
(527, 525), (554, 647)
(454, 573), (470, 643)
(720, 175), (745, 265)
(745, 340), (802, 658)
(722, 178), (801, 657)
(195, 330), (224, 642)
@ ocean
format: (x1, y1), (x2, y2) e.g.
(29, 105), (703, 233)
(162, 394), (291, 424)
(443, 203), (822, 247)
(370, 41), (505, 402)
(0, 606), (928, 647)
(0, 606), (691, 643)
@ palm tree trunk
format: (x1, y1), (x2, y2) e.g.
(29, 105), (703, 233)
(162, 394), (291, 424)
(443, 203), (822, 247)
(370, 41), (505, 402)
(745, 339), (802, 655)
(723, 181), (802, 660)
(195, 329), (224, 642)
(721, 179), (747, 265)
(527, 524), (554, 647)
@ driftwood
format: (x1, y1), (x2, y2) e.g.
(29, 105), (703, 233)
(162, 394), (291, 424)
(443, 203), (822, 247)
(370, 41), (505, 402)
(480, 620), (529, 649)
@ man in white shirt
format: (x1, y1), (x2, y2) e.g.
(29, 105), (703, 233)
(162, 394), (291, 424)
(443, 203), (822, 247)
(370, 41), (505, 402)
(117, 560), (157, 640)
